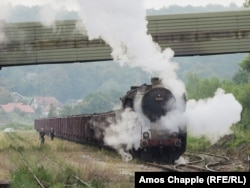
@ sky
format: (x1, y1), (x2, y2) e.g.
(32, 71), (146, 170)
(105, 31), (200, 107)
(0, 0), (246, 22)
(0, 0), (246, 9)
(145, 0), (245, 9)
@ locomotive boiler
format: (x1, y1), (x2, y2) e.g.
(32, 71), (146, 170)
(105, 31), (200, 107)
(35, 77), (187, 163)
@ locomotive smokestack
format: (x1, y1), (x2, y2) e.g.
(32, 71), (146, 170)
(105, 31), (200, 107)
(151, 77), (161, 87)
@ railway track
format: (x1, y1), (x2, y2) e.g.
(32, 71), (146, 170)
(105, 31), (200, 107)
(4, 131), (91, 187)
(177, 152), (230, 172)
(202, 152), (230, 171)
(5, 132), (46, 188)
(143, 152), (231, 172)
(41, 152), (91, 187)
(143, 162), (181, 172)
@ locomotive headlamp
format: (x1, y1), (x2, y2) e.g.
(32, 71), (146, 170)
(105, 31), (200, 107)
(143, 132), (150, 139)
(175, 139), (181, 147)
(141, 140), (148, 147)
(171, 132), (178, 138)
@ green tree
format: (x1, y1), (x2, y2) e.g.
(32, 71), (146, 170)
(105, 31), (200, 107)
(48, 104), (57, 117)
(185, 73), (221, 100)
(225, 83), (250, 131)
(232, 55), (250, 84)
(221, 78), (250, 132)
(35, 106), (43, 118)
(75, 92), (118, 114)
(59, 105), (76, 116)
(239, 55), (250, 72)
(232, 69), (249, 84)
(0, 87), (13, 104)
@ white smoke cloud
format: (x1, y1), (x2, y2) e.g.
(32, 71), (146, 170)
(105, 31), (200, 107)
(38, 4), (58, 27)
(0, 3), (12, 43)
(0, 3), (12, 20)
(76, 1), (187, 125)
(76, 0), (184, 90)
(104, 108), (143, 160)
(104, 93), (152, 161)
(185, 88), (242, 144)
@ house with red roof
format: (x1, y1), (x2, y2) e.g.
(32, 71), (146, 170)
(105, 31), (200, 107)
(0, 103), (34, 114)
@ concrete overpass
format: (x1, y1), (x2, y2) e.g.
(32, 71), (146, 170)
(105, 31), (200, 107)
(0, 9), (250, 68)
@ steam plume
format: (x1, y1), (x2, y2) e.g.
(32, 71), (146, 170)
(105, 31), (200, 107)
(185, 88), (242, 144)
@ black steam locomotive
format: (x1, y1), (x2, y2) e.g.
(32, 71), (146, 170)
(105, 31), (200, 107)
(35, 77), (187, 163)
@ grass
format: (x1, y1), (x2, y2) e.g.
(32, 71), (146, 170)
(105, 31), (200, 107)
(186, 127), (250, 162)
(0, 130), (135, 187)
(186, 135), (211, 152)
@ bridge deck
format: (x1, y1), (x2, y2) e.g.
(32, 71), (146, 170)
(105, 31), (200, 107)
(0, 10), (250, 68)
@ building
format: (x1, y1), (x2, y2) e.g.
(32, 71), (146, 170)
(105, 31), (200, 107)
(11, 92), (24, 102)
(29, 96), (59, 116)
(0, 103), (34, 114)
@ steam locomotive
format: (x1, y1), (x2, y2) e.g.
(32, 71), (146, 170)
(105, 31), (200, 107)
(35, 77), (187, 163)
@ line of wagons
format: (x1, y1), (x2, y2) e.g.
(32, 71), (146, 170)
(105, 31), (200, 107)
(34, 110), (118, 146)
